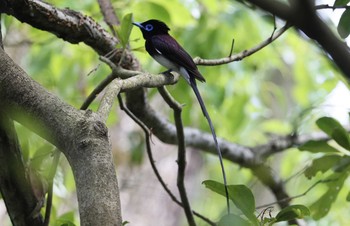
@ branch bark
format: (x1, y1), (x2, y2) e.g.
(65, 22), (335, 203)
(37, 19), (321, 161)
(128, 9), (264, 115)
(0, 47), (122, 225)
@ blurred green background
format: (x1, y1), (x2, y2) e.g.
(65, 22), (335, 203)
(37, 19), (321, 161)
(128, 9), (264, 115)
(2, 0), (349, 225)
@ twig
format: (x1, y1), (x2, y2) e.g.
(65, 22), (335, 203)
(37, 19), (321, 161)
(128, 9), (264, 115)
(82, 55), (180, 110)
(157, 86), (196, 226)
(270, 15), (277, 39)
(315, 4), (350, 10)
(86, 49), (119, 76)
(228, 38), (235, 57)
(117, 94), (214, 225)
(97, 0), (120, 36)
(257, 206), (274, 220)
(194, 22), (291, 66)
(256, 179), (335, 209)
(97, 79), (122, 122)
(80, 73), (116, 110)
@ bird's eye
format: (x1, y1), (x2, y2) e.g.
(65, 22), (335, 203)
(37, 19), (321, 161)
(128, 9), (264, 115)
(145, 24), (153, 31)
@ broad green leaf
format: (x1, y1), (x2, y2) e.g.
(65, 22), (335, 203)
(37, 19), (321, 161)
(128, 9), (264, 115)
(316, 117), (343, 137)
(202, 180), (226, 197)
(30, 144), (55, 171)
(316, 117), (350, 150)
(338, 9), (350, 38)
(202, 180), (258, 224)
(346, 189), (350, 202)
(55, 211), (76, 226)
(299, 140), (339, 153)
(333, 156), (350, 172)
(310, 172), (348, 219)
(56, 222), (75, 226)
(261, 216), (276, 225)
(218, 214), (251, 226)
(346, 190), (350, 201)
(334, 0), (350, 6)
(116, 13), (133, 48)
(332, 127), (350, 150)
(57, 211), (75, 222)
(276, 205), (310, 222)
(304, 155), (342, 179)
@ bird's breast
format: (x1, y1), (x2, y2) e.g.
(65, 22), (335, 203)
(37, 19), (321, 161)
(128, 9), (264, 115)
(152, 54), (180, 73)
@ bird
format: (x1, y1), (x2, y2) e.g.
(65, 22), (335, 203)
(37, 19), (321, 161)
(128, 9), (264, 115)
(132, 19), (230, 213)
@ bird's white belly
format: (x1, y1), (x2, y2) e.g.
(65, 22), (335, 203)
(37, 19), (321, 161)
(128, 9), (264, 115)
(153, 54), (191, 84)
(153, 55), (179, 72)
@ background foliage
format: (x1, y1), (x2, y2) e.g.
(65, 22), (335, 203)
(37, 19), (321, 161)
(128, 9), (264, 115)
(2, 0), (350, 225)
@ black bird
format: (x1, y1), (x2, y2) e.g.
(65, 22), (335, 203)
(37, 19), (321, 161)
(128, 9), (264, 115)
(133, 19), (230, 213)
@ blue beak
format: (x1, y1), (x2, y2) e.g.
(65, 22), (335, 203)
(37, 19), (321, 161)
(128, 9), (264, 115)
(132, 22), (144, 29)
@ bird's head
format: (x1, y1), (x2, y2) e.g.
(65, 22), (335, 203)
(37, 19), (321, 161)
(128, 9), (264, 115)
(132, 19), (170, 39)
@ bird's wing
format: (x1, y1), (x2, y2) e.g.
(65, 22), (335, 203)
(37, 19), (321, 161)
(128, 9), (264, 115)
(151, 35), (206, 82)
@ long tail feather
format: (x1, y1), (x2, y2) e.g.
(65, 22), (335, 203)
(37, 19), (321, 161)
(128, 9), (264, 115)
(190, 78), (230, 214)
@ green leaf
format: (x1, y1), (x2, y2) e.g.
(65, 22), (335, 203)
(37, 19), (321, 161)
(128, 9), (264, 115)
(332, 127), (350, 150)
(316, 117), (350, 150)
(299, 140), (338, 153)
(304, 155), (342, 179)
(316, 117), (343, 137)
(55, 211), (76, 226)
(334, 0), (350, 6)
(218, 214), (251, 226)
(202, 180), (258, 224)
(346, 190), (350, 201)
(275, 205), (310, 222)
(58, 223), (75, 226)
(310, 172), (348, 219)
(333, 156), (350, 172)
(338, 9), (350, 38)
(30, 144), (54, 171)
(116, 13), (133, 48)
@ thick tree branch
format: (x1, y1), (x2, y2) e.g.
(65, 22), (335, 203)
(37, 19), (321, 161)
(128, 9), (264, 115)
(1, 0), (137, 69)
(97, 79), (122, 122)
(0, 48), (122, 226)
(80, 68), (179, 110)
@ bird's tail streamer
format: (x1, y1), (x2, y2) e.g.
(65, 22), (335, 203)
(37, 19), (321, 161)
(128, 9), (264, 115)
(190, 78), (230, 214)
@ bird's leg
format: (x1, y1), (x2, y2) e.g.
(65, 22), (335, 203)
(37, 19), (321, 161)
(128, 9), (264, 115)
(161, 69), (174, 77)
(160, 69), (176, 82)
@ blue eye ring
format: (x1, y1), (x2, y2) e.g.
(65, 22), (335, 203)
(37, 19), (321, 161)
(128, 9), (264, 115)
(145, 24), (153, 31)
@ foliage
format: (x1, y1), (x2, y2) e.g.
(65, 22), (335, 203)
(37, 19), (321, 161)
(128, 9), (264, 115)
(2, 0), (350, 225)
(299, 116), (350, 221)
(203, 180), (310, 225)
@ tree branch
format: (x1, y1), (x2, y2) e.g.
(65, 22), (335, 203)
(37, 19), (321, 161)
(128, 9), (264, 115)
(194, 22), (291, 66)
(158, 87), (196, 226)
(97, 0), (119, 36)
(118, 94), (216, 225)
(246, 0), (350, 80)
(0, 47), (122, 226)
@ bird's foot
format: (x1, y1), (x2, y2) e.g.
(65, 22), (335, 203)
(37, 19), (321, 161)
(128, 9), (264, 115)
(161, 69), (173, 77)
